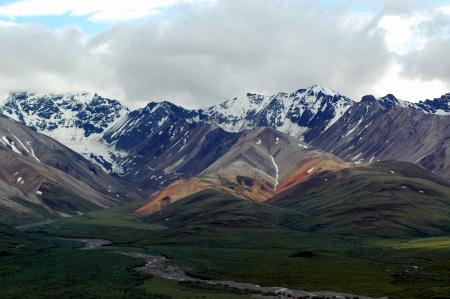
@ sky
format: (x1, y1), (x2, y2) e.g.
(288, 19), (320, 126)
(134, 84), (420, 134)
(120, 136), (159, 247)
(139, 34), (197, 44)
(0, 0), (449, 110)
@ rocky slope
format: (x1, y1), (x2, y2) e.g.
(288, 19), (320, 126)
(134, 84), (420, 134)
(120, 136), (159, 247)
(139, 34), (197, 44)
(101, 102), (244, 193)
(198, 85), (354, 139)
(0, 115), (139, 225)
(0, 86), (448, 195)
(309, 97), (450, 178)
(135, 127), (349, 216)
(0, 92), (129, 174)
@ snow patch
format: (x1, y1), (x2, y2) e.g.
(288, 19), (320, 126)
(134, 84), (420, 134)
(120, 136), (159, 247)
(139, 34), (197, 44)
(157, 116), (168, 127)
(351, 152), (363, 162)
(270, 155), (279, 191)
(256, 139), (261, 145)
(2, 136), (21, 155)
(414, 154), (427, 163)
(345, 119), (363, 137)
(12, 134), (41, 162)
(298, 144), (308, 149)
(306, 166), (315, 174)
(36, 190), (42, 195)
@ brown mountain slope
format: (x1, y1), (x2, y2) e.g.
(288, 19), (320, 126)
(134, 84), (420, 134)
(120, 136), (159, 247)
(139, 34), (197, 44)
(0, 115), (140, 225)
(309, 100), (450, 178)
(135, 127), (349, 216)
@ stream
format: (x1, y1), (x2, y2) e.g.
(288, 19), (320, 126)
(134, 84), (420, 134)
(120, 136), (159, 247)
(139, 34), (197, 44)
(54, 237), (388, 299)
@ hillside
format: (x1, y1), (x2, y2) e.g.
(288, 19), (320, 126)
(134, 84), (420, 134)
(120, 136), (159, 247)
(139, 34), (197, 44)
(309, 98), (450, 178)
(135, 127), (348, 216)
(0, 115), (139, 225)
(268, 161), (450, 237)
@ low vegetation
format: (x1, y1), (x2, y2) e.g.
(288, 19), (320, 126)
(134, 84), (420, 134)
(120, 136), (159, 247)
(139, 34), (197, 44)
(2, 161), (449, 298)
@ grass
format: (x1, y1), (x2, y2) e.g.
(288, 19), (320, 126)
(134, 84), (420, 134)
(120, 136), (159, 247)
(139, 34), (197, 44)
(29, 198), (166, 243)
(38, 182), (104, 215)
(270, 162), (450, 237)
(0, 224), (155, 298)
(400, 236), (450, 249)
(0, 196), (56, 226)
(14, 163), (450, 298)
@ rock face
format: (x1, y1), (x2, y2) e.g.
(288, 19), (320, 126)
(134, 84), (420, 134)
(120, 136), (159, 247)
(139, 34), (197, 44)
(0, 115), (139, 225)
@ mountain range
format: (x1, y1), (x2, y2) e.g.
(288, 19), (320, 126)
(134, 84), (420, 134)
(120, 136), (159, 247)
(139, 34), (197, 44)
(0, 85), (449, 227)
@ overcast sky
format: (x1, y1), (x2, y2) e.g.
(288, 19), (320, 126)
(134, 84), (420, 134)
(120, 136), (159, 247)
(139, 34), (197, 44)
(0, 0), (449, 109)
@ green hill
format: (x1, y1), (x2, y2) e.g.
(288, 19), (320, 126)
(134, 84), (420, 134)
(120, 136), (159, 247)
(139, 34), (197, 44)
(144, 188), (305, 229)
(268, 161), (450, 237)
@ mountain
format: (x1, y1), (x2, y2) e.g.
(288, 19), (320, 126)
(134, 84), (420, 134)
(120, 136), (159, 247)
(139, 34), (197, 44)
(369, 93), (450, 115)
(199, 85), (354, 140)
(309, 96), (450, 178)
(409, 92), (450, 115)
(135, 127), (349, 216)
(101, 102), (244, 193)
(0, 86), (448, 198)
(0, 91), (129, 173)
(0, 115), (139, 225)
(139, 158), (450, 238)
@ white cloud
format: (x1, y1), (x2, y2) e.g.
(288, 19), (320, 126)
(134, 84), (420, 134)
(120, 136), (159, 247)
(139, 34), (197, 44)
(0, 0), (216, 22)
(378, 14), (427, 54)
(0, 19), (19, 27)
(372, 63), (449, 101)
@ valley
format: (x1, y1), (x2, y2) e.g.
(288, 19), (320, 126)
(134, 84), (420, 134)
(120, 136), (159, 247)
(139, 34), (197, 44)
(12, 192), (449, 299)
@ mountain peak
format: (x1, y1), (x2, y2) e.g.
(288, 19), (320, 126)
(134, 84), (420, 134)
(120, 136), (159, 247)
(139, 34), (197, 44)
(307, 85), (339, 97)
(361, 95), (377, 102)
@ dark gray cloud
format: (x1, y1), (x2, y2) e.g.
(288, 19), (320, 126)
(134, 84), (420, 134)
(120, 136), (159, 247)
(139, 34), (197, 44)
(0, 0), (448, 109)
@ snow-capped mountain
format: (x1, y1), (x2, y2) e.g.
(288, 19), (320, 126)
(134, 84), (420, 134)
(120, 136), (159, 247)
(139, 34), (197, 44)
(0, 91), (130, 174)
(200, 85), (354, 140)
(0, 85), (449, 196)
(0, 92), (128, 137)
(363, 93), (450, 115)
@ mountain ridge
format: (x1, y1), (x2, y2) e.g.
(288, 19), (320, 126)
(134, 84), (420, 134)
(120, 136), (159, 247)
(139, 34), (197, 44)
(0, 85), (449, 196)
